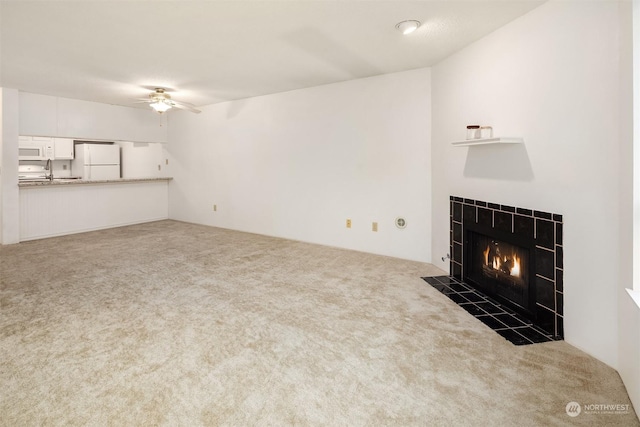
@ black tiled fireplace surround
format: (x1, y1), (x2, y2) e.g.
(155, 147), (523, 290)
(446, 196), (563, 340)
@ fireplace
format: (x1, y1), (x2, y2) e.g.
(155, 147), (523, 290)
(450, 196), (563, 338)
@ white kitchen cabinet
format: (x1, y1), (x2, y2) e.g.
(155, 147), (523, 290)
(53, 138), (74, 159)
(19, 92), (167, 143)
(31, 136), (53, 142)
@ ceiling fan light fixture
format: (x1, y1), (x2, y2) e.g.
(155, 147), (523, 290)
(137, 87), (200, 114)
(396, 20), (421, 35)
(149, 100), (172, 113)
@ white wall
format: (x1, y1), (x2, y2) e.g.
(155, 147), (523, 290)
(167, 69), (432, 262)
(119, 141), (170, 179)
(19, 92), (168, 143)
(0, 88), (20, 244)
(431, 0), (629, 371)
(620, 0), (640, 418)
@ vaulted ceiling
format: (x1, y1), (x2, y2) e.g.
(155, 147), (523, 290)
(0, 1), (545, 109)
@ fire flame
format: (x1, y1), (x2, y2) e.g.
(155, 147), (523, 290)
(484, 245), (521, 277)
(483, 246), (490, 266)
(510, 256), (520, 276)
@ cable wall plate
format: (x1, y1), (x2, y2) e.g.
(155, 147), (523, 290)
(395, 217), (407, 229)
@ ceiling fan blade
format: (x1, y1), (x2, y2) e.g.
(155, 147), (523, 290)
(171, 100), (201, 114)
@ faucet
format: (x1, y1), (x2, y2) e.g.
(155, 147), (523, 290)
(45, 159), (53, 181)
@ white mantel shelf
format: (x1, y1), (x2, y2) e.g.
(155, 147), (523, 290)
(452, 137), (524, 147)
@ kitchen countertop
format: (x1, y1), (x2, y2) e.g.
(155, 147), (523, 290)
(19, 177), (173, 187)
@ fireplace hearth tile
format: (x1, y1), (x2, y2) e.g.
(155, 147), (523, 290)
(431, 275), (457, 284)
(448, 282), (471, 292)
(475, 301), (506, 315)
(535, 305), (555, 335)
(460, 292), (486, 303)
(495, 328), (530, 345)
(477, 315), (509, 330)
(494, 313), (528, 328)
(516, 326), (551, 343)
(449, 196), (564, 340)
(430, 283), (449, 293)
(423, 276), (443, 286)
(448, 293), (470, 304)
(460, 303), (486, 316)
(422, 275), (560, 345)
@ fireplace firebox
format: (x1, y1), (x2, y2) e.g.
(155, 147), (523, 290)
(466, 227), (534, 319)
(450, 196), (563, 338)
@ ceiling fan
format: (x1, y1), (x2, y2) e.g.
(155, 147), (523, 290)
(136, 88), (201, 114)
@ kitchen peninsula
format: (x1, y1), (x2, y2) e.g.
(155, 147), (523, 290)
(18, 177), (171, 241)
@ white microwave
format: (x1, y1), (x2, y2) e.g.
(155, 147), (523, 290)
(18, 137), (54, 161)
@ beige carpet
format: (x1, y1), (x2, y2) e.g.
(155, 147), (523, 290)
(0, 220), (637, 426)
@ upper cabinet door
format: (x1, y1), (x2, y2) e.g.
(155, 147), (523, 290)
(19, 92), (168, 143)
(53, 138), (74, 159)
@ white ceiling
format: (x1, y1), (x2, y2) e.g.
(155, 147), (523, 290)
(0, 1), (545, 110)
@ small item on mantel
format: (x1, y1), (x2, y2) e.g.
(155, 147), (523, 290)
(480, 126), (493, 139)
(466, 125), (480, 140)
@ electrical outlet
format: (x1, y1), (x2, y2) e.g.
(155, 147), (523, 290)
(213, 204), (217, 212)
(346, 219), (352, 228)
(372, 222), (378, 232)
(165, 159), (169, 165)
(158, 165), (161, 171)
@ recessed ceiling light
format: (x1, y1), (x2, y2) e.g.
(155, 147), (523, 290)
(395, 20), (421, 35)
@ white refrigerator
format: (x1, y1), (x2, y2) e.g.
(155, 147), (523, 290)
(72, 143), (120, 180)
